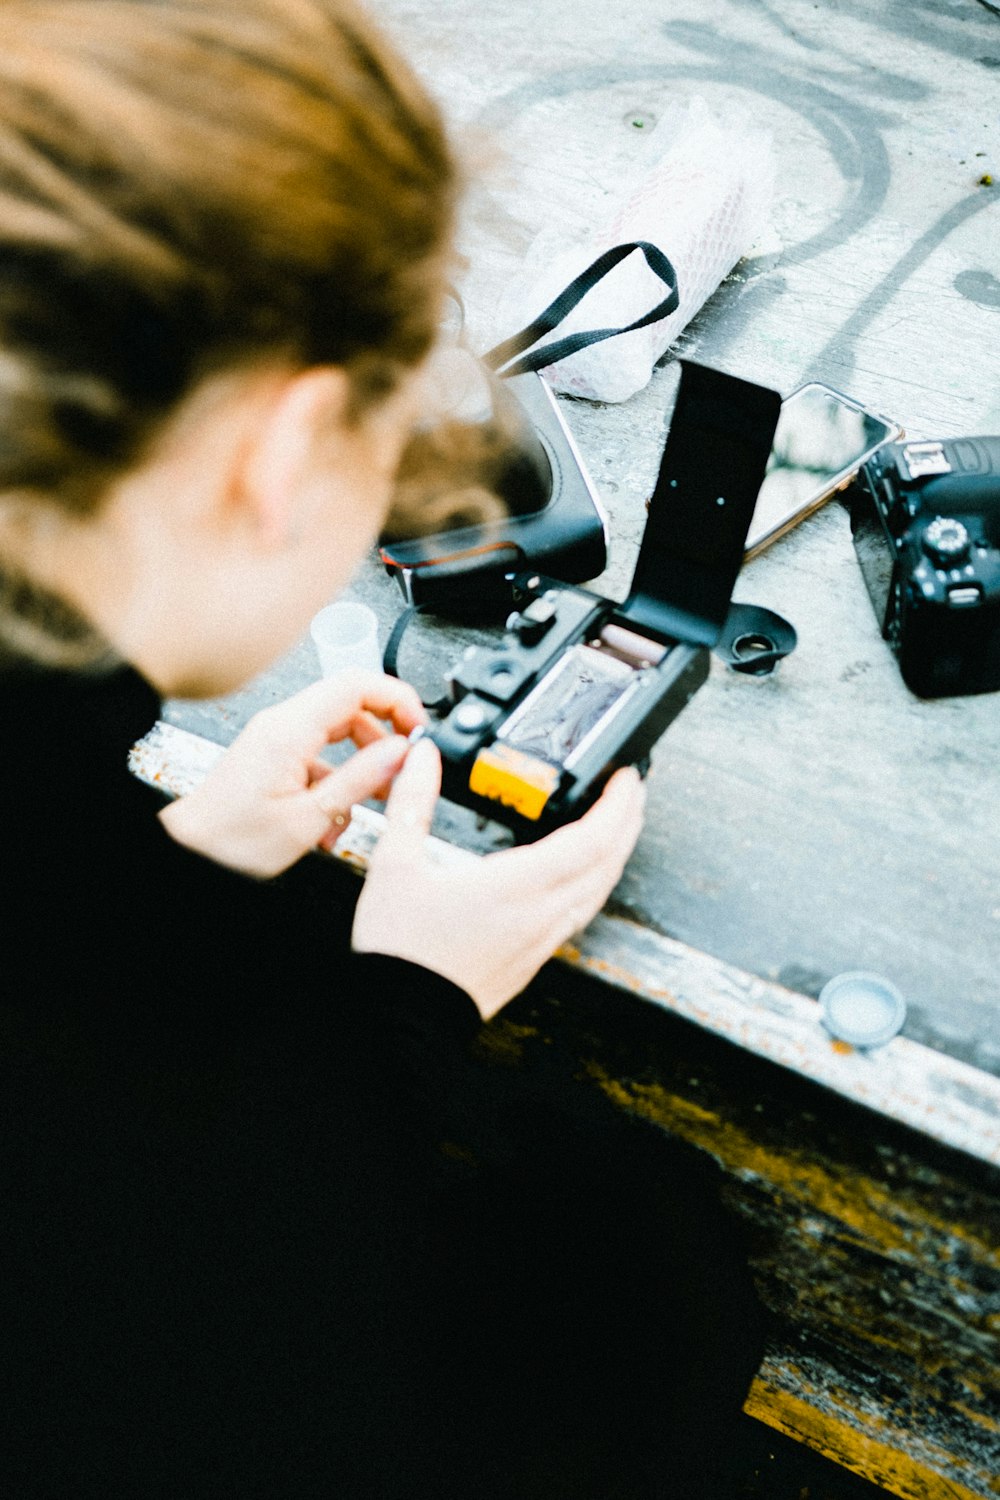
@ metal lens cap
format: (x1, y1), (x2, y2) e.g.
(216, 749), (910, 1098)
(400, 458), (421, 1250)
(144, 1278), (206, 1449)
(819, 971), (907, 1048)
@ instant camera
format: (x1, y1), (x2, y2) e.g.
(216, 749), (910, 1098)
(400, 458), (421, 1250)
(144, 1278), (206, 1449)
(850, 435), (1000, 697)
(420, 361), (783, 840)
(379, 369), (609, 607)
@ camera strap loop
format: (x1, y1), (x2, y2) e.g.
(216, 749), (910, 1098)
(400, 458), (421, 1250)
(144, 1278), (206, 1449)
(483, 241), (680, 379)
(382, 603), (455, 715)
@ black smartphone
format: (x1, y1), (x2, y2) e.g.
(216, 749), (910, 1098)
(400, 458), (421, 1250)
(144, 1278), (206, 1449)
(745, 382), (902, 558)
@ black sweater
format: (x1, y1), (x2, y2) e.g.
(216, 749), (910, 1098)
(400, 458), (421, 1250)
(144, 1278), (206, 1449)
(0, 664), (765, 1498)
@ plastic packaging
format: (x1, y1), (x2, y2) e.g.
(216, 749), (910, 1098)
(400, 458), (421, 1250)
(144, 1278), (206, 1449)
(502, 98), (774, 403)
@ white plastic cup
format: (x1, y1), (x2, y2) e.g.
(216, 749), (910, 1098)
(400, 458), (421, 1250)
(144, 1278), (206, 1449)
(309, 601), (382, 678)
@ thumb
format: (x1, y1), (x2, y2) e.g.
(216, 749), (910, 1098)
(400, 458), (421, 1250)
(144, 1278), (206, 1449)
(311, 736), (409, 824)
(378, 735), (442, 858)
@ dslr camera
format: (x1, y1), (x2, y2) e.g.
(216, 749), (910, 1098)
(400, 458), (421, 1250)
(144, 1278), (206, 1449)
(421, 361), (782, 840)
(849, 436), (1000, 697)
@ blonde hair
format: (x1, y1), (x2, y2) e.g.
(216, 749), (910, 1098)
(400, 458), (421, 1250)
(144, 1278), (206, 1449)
(0, 0), (457, 664)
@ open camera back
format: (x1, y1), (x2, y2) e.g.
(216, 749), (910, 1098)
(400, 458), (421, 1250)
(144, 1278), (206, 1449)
(423, 361), (782, 840)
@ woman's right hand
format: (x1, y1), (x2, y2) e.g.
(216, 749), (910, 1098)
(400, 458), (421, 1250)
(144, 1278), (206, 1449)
(352, 737), (646, 1020)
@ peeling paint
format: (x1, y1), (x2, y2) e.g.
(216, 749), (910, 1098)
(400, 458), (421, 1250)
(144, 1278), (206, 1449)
(583, 1064), (999, 1267)
(747, 1378), (994, 1500)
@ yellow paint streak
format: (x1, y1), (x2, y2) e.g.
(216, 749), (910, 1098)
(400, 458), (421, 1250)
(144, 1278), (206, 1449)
(747, 1380), (994, 1500)
(477, 1020), (539, 1063)
(584, 1065), (999, 1266)
(953, 1402), (1000, 1436)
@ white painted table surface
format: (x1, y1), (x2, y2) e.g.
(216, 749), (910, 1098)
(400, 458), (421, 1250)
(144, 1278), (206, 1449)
(148, 0), (1000, 1164)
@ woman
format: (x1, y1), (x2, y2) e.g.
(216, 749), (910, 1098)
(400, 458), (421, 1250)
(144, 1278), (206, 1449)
(0, 3), (762, 1494)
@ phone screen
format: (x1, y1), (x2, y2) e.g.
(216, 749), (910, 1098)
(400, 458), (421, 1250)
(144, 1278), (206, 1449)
(745, 384), (900, 556)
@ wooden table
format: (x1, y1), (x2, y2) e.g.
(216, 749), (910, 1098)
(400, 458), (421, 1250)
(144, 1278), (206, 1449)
(136, 2), (1000, 1493)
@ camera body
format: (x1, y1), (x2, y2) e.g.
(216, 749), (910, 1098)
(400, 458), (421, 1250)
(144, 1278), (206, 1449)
(431, 574), (709, 838)
(425, 361), (782, 840)
(850, 436), (1000, 697)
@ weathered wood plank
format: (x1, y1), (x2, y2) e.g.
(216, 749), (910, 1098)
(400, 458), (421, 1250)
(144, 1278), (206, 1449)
(481, 992), (1000, 1499)
(575, 1062), (1000, 1496)
(130, 719), (1000, 1169)
(746, 1376), (994, 1500)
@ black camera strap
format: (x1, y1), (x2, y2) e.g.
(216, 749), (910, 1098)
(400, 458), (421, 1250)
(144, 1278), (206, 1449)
(382, 603), (455, 715)
(382, 243), (682, 704)
(384, 253), (797, 699)
(483, 241), (679, 378)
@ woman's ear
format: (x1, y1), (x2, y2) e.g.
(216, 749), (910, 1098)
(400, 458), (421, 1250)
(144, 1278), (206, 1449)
(239, 367), (351, 549)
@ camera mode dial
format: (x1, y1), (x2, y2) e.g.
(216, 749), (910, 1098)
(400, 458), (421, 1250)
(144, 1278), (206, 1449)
(922, 515), (970, 568)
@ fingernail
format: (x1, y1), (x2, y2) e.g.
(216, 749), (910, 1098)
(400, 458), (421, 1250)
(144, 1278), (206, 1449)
(373, 735), (408, 763)
(407, 734), (438, 763)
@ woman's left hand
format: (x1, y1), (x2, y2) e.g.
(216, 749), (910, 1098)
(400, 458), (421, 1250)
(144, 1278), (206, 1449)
(159, 672), (426, 877)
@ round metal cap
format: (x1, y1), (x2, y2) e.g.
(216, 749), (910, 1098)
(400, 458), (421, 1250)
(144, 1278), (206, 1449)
(819, 971), (907, 1048)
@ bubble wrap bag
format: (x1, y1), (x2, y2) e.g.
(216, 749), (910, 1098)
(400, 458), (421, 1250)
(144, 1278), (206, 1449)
(503, 98), (774, 403)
